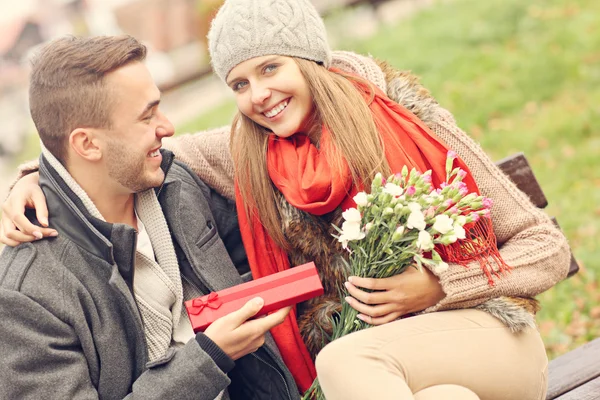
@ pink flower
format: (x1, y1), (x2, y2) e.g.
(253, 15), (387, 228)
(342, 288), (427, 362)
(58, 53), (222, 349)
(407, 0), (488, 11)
(479, 208), (491, 218)
(470, 212), (480, 222)
(483, 198), (494, 209)
(424, 206), (436, 218)
(406, 186), (416, 196)
(422, 174), (432, 183)
(458, 182), (469, 196)
(457, 169), (467, 179)
(447, 150), (457, 159)
(440, 182), (448, 189)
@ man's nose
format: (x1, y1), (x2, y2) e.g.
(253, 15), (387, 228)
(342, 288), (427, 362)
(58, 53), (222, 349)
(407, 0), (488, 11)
(156, 109), (174, 138)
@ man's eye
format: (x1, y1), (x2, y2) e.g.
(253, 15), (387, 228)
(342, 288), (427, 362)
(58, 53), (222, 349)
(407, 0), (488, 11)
(144, 113), (155, 121)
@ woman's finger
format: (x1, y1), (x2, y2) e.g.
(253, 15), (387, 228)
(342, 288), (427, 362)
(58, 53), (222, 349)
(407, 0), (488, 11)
(344, 281), (392, 305)
(12, 213), (44, 238)
(5, 228), (39, 243)
(358, 311), (402, 326)
(344, 296), (398, 317)
(347, 275), (389, 291)
(30, 187), (50, 227)
(0, 222), (21, 247)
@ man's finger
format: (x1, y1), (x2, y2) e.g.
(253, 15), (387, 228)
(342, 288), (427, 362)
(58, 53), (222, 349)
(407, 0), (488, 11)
(226, 297), (265, 327)
(344, 281), (391, 305)
(257, 306), (291, 330)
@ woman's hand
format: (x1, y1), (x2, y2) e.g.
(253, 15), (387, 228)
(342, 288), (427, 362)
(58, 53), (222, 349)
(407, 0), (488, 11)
(1, 172), (56, 247)
(344, 266), (446, 325)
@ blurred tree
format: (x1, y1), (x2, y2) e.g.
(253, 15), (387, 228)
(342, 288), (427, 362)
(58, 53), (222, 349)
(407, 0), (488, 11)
(196, 0), (224, 55)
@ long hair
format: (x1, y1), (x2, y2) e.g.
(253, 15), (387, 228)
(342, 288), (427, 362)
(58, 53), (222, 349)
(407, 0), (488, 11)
(231, 58), (391, 248)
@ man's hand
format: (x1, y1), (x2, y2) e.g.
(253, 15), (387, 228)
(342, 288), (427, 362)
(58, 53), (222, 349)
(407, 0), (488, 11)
(344, 266), (446, 325)
(1, 172), (57, 247)
(204, 297), (291, 360)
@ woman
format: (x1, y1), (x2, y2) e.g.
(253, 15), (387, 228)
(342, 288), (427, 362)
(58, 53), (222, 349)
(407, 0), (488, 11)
(2, 0), (570, 398)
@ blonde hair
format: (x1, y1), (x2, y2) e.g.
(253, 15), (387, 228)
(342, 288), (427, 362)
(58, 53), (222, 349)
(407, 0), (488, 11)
(231, 58), (390, 248)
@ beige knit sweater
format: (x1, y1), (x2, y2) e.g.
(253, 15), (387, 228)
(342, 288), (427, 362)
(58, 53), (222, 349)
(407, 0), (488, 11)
(15, 51), (570, 319)
(160, 51), (571, 318)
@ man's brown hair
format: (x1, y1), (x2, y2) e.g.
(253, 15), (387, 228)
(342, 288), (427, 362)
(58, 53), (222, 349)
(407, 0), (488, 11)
(29, 35), (147, 163)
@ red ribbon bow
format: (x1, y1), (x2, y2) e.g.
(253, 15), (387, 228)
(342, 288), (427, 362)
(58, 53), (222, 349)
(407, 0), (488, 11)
(189, 292), (222, 315)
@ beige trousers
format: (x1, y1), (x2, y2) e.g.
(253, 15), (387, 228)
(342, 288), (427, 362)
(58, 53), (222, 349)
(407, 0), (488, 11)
(315, 309), (548, 400)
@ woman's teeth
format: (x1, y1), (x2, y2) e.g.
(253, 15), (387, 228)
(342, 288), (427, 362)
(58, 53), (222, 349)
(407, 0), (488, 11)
(148, 149), (160, 157)
(264, 100), (289, 118)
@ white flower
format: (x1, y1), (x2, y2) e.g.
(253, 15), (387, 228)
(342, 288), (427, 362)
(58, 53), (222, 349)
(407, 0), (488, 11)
(338, 221), (366, 249)
(432, 214), (454, 234)
(353, 192), (369, 207)
(383, 183), (403, 197)
(416, 230), (434, 251)
(453, 223), (466, 240)
(439, 233), (458, 245)
(392, 226), (405, 242)
(406, 209), (426, 231)
(434, 261), (449, 274)
(342, 208), (362, 223)
(407, 202), (422, 213)
(456, 215), (467, 226)
(365, 222), (374, 233)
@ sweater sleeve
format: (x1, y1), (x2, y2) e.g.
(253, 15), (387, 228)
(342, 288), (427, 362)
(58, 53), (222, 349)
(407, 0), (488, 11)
(162, 126), (236, 201)
(423, 107), (571, 311)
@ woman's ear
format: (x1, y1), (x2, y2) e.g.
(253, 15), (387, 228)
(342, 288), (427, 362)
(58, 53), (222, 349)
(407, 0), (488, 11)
(69, 129), (102, 162)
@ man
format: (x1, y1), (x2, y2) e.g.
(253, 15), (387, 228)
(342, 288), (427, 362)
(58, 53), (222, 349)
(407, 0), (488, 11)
(0, 35), (297, 399)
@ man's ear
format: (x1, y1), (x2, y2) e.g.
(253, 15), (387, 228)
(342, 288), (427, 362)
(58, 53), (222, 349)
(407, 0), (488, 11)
(69, 128), (102, 162)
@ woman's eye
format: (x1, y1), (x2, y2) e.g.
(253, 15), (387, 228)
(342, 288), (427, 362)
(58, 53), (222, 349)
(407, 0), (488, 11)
(264, 64), (278, 73)
(233, 81), (248, 91)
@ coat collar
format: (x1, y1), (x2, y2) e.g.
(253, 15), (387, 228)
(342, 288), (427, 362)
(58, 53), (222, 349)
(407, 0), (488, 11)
(38, 149), (176, 266)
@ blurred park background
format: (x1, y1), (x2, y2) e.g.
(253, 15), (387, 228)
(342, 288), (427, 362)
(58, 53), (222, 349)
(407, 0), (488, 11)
(0, 0), (598, 360)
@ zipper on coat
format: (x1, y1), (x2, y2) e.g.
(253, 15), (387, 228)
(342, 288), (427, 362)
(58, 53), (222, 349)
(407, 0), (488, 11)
(250, 351), (293, 400)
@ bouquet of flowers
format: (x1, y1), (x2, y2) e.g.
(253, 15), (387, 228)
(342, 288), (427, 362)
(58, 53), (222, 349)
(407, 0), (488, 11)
(303, 151), (494, 399)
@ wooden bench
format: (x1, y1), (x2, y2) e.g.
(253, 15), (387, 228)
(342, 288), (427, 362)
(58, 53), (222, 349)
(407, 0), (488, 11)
(495, 153), (600, 399)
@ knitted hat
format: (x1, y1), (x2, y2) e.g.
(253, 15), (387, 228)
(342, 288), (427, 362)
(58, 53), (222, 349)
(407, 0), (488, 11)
(208, 0), (332, 82)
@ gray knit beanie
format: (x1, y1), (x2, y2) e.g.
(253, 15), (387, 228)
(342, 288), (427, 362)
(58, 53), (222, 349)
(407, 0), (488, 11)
(208, 0), (332, 82)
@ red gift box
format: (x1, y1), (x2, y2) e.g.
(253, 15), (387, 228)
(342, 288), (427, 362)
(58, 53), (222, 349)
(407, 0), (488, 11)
(185, 262), (324, 332)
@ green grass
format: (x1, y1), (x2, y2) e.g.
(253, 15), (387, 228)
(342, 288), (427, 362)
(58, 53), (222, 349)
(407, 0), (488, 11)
(179, 0), (600, 358)
(176, 100), (237, 134)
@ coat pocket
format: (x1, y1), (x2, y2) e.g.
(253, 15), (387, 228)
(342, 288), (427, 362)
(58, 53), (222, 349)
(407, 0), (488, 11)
(195, 220), (217, 248)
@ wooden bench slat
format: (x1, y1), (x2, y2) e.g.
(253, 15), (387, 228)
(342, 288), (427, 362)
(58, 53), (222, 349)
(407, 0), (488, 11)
(546, 338), (600, 399)
(495, 152), (548, 208)
(555, 375), (600, 400)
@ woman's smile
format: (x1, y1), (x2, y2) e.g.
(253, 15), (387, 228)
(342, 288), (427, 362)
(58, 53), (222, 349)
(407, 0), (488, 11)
(263, 98), (290, 119)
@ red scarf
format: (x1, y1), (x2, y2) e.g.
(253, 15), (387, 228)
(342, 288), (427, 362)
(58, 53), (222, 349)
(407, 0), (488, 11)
(234, 74), (508, 392)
